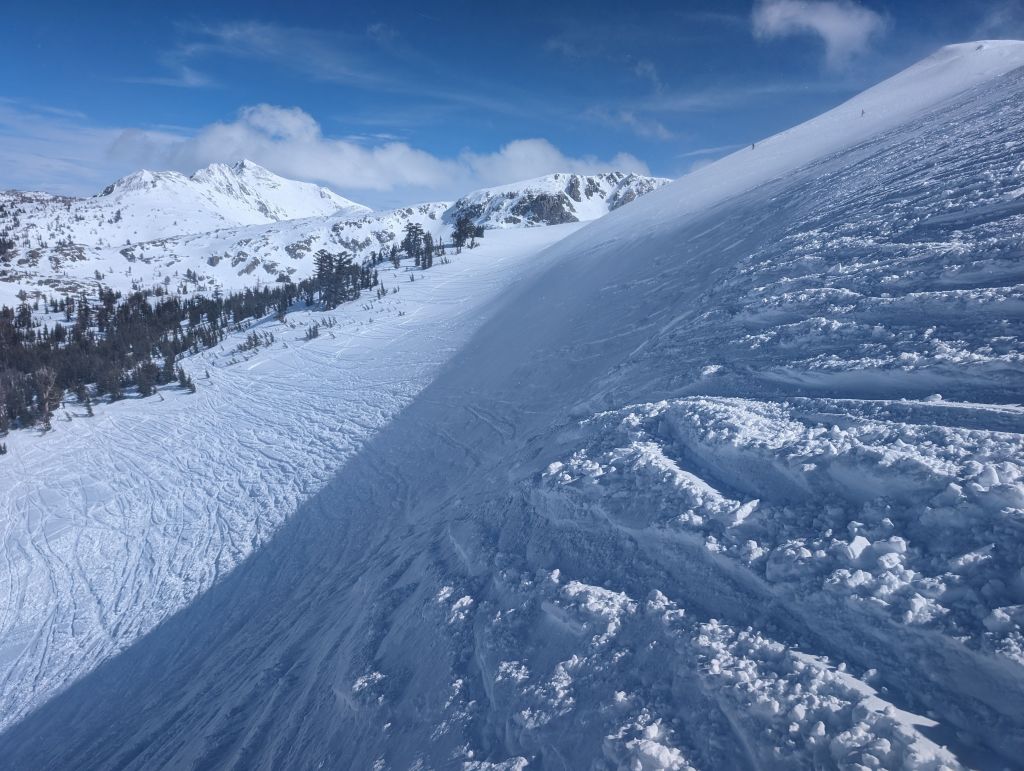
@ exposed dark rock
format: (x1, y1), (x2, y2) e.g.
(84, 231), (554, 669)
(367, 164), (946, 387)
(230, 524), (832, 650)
(509, 193), (578, 225)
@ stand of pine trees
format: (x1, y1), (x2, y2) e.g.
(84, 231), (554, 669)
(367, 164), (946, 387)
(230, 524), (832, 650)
(311, 250), (377, 309)
(397, 221), (465, 268)
(0, 251), (377, 432)
(451, 214), (485, 252)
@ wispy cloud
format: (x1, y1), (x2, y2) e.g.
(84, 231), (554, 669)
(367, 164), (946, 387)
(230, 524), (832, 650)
(674, 10), (748, 28)
(752, 0), (887, 68)
(632, 59), (662, 90)
(578, 76), (855, 146)
(676, 143), (745, 159)
(123, 65), (215, 89)
(365, 22), (399, 45)
(0, 101), (136, 194)
(585, 107), (675, 141)
(189, 21), (389, 88)
(123, 20), (408, 92)
(543, 36), (583, 60)
(131, 20), (550, 122)
(543, 25), (670, 91)
(972, 0), (1024, 39)
(637, 78), (854, 114)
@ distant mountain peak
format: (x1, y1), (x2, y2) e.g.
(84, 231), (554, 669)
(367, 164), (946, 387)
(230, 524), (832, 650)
(98, 168), (183, 196)
(445, 171), (671, 229)
(56, 162), (371, 244)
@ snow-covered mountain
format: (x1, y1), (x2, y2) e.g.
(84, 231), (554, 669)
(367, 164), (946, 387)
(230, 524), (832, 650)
(0, 171), (668, 306)
(446, 171), (671, 228)
(2, 41), (1024, 770)
(0, 159), (369, 251)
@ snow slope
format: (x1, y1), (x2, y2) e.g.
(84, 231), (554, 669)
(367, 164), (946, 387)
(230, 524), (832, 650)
(0, 223), (586, 733)
(1, 41), (1024, 770)
(0, 159), (368, 251)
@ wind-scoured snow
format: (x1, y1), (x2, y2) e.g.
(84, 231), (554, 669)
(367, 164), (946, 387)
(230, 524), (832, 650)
(1, 41), (1023, 770)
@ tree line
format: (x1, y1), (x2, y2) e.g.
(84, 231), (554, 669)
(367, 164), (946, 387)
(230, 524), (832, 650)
(0, 213), (484, 436)
(0, 250), (379, 433)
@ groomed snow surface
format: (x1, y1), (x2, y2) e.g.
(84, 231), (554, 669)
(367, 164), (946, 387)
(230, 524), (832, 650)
(1, 42), (1024, 769)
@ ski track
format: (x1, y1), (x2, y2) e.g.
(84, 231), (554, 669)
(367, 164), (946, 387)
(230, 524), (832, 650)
(0, 225), (584, 734)
(0, 43), (1023, 770)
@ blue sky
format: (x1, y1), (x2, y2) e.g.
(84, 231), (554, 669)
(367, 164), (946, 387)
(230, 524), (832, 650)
(2, 0), (1022, 207)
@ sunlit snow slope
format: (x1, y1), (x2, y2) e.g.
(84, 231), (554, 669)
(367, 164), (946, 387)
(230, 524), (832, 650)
(1, 41), (1024, 770)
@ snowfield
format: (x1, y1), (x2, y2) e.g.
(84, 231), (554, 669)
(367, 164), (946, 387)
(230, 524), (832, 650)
(1, 41), (1024, 770)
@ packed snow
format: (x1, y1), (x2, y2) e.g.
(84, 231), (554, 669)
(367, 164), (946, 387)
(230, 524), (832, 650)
(0, 41), (1023, 770)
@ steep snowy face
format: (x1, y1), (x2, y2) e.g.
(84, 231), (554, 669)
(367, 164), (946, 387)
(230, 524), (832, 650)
(444, 172), (671, 228)
(0, 160), (369, 251)
(185, 159), (368, 223)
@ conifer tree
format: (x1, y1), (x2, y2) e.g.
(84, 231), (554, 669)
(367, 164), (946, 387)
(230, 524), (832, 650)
(422, 232), (434, 269)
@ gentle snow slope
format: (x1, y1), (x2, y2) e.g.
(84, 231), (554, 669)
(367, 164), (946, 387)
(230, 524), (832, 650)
(1, 41), (1023, 770)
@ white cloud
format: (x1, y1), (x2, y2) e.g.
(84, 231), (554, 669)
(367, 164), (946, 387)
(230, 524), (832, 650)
(111, 105), (649, 196)
(0, 102), (650, 206)
(752, 0), (886, 68)
(459, 139), (648, 186)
